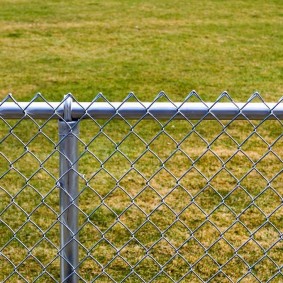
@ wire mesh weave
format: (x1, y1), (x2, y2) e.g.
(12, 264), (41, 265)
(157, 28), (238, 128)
(1, 92), (283, 282)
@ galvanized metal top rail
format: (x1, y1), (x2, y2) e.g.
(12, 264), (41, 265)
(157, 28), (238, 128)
(0, 101), (283, 120)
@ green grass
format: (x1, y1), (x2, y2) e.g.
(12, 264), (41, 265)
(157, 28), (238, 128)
(1, 0), (283, 282)
(0, 0), (283, 101)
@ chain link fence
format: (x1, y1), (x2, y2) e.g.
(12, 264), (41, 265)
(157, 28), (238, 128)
(1, 92), (283, 282)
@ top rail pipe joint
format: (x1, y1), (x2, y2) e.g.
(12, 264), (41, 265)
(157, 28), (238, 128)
(63, 94), (73, 122)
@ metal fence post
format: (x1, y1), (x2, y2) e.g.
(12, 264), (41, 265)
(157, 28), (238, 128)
(58, 96), (79, 283)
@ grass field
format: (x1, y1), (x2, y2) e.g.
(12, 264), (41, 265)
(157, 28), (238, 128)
(0, 0), (283, 101)
(1, 0), (283, 282)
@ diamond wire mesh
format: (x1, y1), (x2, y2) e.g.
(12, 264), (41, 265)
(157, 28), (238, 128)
(1, 92), (283, 282)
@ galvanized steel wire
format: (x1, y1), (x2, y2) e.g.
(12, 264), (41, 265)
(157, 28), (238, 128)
(1, 92), (283, 282)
